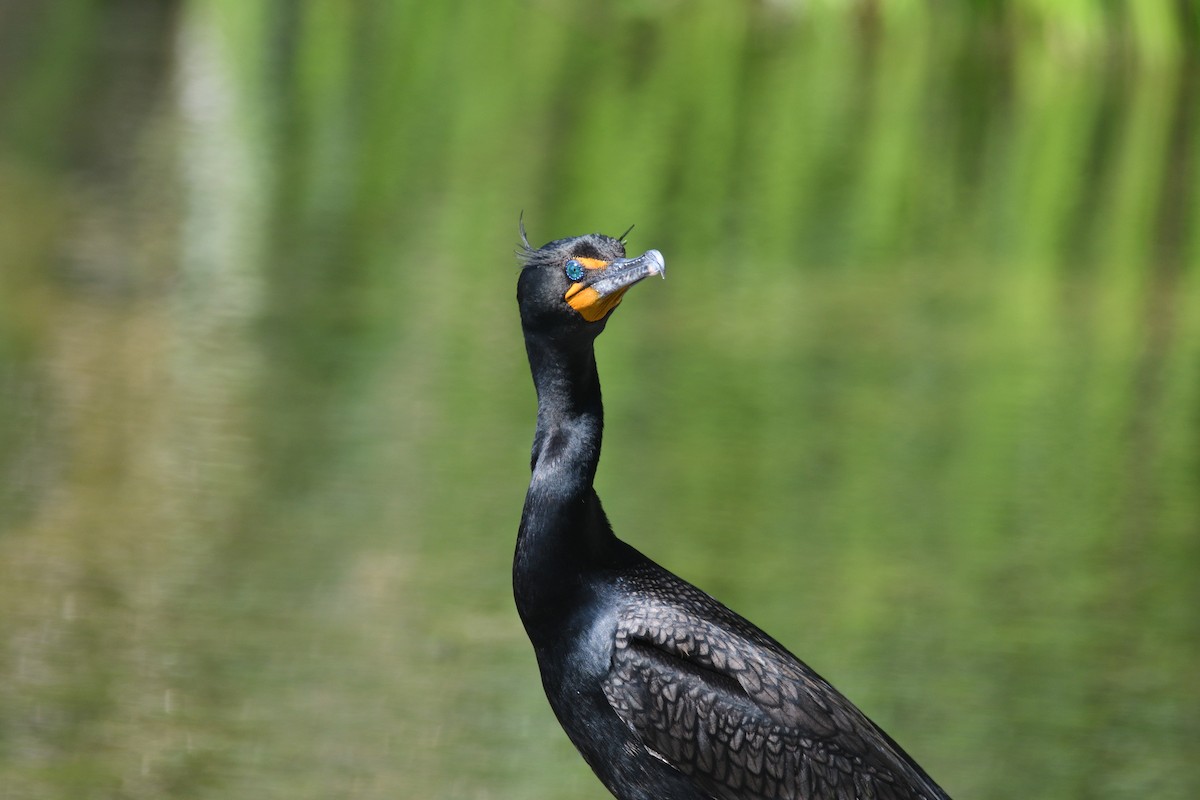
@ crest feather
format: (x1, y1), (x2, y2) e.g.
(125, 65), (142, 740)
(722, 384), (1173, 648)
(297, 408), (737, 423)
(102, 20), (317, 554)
(517, 211), (534, 256)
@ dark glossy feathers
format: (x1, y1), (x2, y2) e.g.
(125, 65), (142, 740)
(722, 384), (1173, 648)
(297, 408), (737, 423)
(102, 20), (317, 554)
(602, 565), (949, 800)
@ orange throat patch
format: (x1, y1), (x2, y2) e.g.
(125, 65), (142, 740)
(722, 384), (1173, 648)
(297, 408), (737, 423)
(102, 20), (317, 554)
(565, 283), (629, 322)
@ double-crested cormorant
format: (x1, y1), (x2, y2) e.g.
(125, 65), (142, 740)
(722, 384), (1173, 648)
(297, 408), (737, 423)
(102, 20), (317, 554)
(514, 227), (951, 800)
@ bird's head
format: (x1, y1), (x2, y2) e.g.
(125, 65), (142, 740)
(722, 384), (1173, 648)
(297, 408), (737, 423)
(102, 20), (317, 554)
(517, 226), (665, 339)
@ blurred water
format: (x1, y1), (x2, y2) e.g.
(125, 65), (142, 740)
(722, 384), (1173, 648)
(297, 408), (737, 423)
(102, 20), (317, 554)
(1, 2), (1198, 798)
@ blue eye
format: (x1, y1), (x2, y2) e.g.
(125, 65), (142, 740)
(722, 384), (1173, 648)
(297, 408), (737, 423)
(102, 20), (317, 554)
(565, 259), (584, 281)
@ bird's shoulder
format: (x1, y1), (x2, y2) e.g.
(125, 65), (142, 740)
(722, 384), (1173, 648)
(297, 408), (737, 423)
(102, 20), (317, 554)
(599, 564), (947, 800)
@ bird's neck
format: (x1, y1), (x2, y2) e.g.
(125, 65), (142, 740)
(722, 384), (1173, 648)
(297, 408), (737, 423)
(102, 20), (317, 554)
(527, 333), (604, 479)
(515, 332), (618, 636)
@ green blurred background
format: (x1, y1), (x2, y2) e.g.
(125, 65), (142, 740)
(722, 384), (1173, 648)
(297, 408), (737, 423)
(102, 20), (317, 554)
(2, 0), (1199, 797)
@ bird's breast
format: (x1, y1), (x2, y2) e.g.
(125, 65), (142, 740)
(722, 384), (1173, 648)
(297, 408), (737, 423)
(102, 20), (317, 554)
(532, 585), (621, 693)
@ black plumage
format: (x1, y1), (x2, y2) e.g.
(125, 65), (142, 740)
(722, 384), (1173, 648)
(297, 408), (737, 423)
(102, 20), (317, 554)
(514, 230), (951, 800)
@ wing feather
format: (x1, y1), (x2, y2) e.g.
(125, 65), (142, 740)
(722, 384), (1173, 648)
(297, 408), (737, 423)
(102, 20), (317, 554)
(601, 568), (949, 800)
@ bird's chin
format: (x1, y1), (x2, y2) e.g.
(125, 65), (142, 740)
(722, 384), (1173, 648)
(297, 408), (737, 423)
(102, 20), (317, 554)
(566, 285), (630, 322)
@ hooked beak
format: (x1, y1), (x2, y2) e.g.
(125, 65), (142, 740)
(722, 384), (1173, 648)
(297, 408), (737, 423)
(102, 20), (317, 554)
(565, 249), (666, 322)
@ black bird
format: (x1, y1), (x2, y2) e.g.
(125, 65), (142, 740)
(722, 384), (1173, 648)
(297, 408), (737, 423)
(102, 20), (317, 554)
(514, 227), (951, 800)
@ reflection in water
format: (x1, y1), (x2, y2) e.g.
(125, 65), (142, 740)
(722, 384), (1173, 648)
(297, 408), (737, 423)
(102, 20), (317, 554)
(1, 2), (1198, 799)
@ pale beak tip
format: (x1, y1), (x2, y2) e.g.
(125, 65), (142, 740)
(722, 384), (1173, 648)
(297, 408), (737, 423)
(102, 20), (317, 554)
(645, 249), (666, 279)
